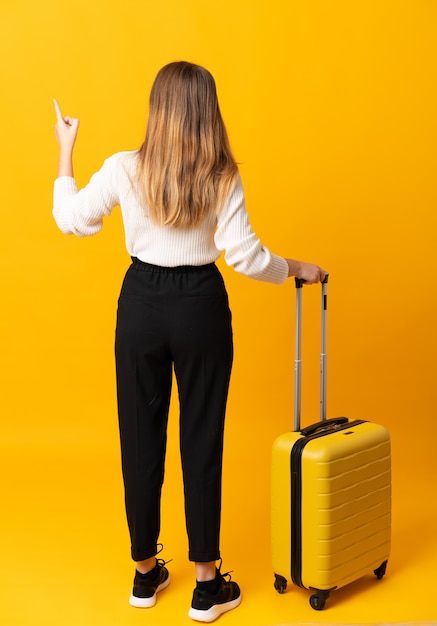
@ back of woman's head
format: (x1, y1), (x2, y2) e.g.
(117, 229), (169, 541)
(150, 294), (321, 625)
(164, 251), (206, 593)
(136, 61), (238, 228)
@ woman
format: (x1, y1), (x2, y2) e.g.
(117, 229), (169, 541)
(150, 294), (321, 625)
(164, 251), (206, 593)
(53, 61), (325, 623)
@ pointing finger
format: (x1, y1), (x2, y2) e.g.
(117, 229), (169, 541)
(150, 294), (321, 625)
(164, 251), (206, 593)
(53, 98), (63, 123)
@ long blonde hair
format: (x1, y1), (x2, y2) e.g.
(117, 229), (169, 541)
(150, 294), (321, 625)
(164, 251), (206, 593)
(135, 61), (238, 228)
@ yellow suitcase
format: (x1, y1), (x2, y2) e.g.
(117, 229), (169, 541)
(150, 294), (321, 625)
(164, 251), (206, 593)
(271, 277), (391, 610)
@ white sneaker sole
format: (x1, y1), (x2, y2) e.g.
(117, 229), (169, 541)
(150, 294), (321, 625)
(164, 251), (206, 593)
(188, 594), (242, 622)
(129, 575), (171, 608)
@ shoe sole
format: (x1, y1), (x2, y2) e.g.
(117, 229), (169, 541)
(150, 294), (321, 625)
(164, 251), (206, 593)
(129, 575), (171, 608)
(188, 594), (242, 622)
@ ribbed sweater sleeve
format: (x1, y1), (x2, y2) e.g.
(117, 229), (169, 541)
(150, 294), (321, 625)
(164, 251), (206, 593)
(53, 155), (120, 236)
(215, 177), (289, 284)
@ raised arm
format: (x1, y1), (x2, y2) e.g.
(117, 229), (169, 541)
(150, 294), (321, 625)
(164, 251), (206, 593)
(53, 99), (80, 178)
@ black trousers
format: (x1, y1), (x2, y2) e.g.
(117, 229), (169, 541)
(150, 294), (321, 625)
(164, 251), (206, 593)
(115, 258), (233, 563)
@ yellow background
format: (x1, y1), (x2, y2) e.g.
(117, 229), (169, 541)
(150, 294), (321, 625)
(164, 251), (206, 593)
(1, 1), (436, 624)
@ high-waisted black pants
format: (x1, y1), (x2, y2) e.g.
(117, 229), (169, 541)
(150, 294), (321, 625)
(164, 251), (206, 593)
(115, 258), (233, 563)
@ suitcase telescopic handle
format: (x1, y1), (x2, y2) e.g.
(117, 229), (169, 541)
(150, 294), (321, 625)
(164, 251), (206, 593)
(293, 273), (329, 432)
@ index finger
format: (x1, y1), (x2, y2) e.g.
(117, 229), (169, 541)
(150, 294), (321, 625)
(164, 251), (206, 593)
(53, 98), (63, 122)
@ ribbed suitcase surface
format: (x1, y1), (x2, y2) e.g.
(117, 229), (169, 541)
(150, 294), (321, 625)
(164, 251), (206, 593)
(272, 419), (391, 608)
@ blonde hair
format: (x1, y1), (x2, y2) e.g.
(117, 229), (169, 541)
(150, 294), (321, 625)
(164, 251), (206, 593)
(134, 61), (238, 228)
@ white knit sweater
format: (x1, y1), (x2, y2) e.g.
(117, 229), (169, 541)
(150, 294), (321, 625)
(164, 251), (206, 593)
(53, 151), (289, 284)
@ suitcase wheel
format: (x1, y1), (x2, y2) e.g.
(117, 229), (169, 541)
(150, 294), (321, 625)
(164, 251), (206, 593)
(309, 590), (330, 611)
(273, 574), (287, 594)
(374, 560), (388, 580)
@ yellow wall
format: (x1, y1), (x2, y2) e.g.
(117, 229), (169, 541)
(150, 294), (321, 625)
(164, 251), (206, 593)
(3, 0), (436, 456)
(1, 1), (436, 617)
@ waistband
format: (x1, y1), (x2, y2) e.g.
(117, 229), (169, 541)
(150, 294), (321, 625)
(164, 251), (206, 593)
(131, 257), (216, 273)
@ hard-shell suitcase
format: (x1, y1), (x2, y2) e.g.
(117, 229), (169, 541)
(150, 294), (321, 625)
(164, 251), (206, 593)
(271, 276), (391, 610)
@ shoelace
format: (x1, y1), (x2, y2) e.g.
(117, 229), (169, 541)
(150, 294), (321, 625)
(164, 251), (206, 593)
(155, 544), (173, 569)
(216, 558), (233, 582)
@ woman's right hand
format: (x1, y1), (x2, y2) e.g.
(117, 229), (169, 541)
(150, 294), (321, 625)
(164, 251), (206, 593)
(286, 259), (326, 284)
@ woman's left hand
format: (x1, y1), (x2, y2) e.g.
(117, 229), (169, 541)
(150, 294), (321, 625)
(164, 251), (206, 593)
(54, 99), (80, 151)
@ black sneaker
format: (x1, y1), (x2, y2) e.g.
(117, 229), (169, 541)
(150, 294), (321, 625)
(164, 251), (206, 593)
(188, 567), (241, 622)
(129, 559), (170, 608)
